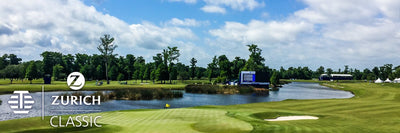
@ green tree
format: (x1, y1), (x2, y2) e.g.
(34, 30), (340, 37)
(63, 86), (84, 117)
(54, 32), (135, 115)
(125, 54), (136, 79)
(62, 54), (74, 75)
(8, 54), (22, 65)
(162, 47), (180, 83)
(231, 57), (246, 79)
(207, 56), (218, 82)
(97, 34), (117, 84)
(41, 51), (63, 77)
(139, 64), (146, 83)
(25, 61), (38, 84)
(383, 64), (393, 79)
(243, 44), (265, 71)
(270, 71), (279, 87)
(344, 65), (349, 74)
(0, 54), (8, 70)
(153, 53), (163, 67)
(353, 69), (362, 80)
(80, 64), (93, 80)
(242, 58), (257, 71)
(326, 68), (333, 77)
(133, 57), (145, 82)
(301, 67), (312, 79)
(165, 47), (180, 65)
(52, 64), (64, 81)
(74, 53), (88, 70)
(150, 69), (156, 83)
(133, 70), (139, 82)
(109, 65), (118, 81)
(2, 65), (22, 84)
(362, 68), (371, 80)
(169, 65), (178, 82)
(176, 63), (189, 82)
(195, 67), (206, 79)
(178, 71), (189, 81)
(95, 65), (103, 80)
(393, 66), (400, 79)
(279, 67), (286, 79)
(190, 57), (197, 80)
(117, 73), (125, 81)
(155, 64), (168, 83)
(217, 55), (231, 81)
(143, 64), (151, 82)
(367, 73), (375, 81)
(316, 66), (325, 76)
(372, 67), (380, 79)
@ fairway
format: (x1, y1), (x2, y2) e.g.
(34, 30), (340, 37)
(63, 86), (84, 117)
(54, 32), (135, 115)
(0, 82), (399, 132)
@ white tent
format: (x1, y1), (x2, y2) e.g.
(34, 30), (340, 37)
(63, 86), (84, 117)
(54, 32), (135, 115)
(375, 78), (383, 83)
(394, 78), (400, 83)
(384, 78), (392, 83)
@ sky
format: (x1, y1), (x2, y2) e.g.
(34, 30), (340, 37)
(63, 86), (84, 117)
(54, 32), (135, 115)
(0, 0), (399, 70)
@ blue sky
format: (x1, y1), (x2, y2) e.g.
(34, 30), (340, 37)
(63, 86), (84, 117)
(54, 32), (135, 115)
(0, 0), (399, 70)
(84, 0), (305, 24)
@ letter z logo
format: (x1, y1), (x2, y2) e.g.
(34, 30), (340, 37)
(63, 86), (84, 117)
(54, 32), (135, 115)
(67, 72), (85, 90)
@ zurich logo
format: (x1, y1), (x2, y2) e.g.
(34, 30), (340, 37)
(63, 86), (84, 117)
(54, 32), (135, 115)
(67, 72), (85, 90)
(8, 91), (35, 114)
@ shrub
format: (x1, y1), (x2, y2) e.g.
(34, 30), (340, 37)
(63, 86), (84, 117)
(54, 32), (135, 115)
(237, 86), (255, 94)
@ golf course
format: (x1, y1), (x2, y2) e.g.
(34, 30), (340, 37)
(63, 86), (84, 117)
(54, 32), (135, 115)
(0, 81), (399, 132)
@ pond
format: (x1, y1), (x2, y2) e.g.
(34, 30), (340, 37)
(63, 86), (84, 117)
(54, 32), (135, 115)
(0, 82), (353, 121)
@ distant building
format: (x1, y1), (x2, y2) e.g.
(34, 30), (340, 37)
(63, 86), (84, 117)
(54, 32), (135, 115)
(319, 74), (353, 80)
(239, 71), (269, 88)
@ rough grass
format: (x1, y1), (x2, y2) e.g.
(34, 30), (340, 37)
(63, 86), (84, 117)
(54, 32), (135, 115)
(0, 82), (399, 132)
(0, 79), (187, 94)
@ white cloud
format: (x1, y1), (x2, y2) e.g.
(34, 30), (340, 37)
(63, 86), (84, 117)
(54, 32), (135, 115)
(128, 22), (197, 50)
(168, 0), (197, 4)
(169, 0), (264, 14)
(2, 0), (400, 69)
(203, 0), (264, 11)
(201, 5), (226, 14)
(261, 12), (269, 18)
(295, 0), (400, 24)
(0, 0), (202, 64)
(164, 18), (209, 27)
(208, 0), (400, 69)
(209, 20), (313, 45)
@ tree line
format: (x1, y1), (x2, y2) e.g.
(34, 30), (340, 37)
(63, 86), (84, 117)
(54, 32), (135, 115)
(0, 35), (399, 84)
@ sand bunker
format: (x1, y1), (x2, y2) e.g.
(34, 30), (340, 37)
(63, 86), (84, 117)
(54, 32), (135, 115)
(264, 116), (319, 121)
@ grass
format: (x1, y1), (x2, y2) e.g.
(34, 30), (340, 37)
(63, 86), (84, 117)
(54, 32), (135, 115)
(0, 82), (400, 132)
(0, 79), (188, 94)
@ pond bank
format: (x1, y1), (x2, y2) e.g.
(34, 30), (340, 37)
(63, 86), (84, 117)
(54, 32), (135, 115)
(185, 84), (266, 94)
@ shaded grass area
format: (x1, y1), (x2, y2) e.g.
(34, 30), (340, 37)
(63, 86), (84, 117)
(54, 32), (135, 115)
(0, 82), (400, 132)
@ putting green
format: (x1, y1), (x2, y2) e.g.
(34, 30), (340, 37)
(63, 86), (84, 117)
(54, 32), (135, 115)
(0, 82), (399, 132)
